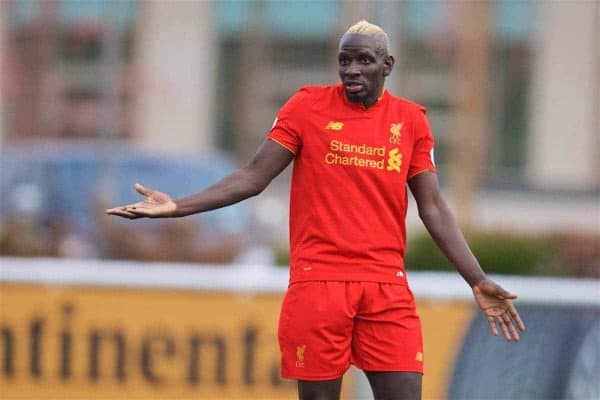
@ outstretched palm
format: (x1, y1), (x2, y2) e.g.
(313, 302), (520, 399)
(106, 183), (177, 219)
(473, 279), (526, 341)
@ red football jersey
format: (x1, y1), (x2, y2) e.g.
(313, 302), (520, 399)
(268, 84), (436, 284)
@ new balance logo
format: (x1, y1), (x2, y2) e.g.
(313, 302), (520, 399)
(326, 121), (344, 131)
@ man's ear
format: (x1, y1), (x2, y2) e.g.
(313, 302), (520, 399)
(383, 55), (395, 77)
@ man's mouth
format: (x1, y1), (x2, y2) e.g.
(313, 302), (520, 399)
(344, 82), (364, 94)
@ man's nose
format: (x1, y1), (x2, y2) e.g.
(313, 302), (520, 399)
(345, 61), (361, 77)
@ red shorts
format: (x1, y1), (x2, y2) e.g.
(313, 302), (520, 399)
(278, 281), (423, 381)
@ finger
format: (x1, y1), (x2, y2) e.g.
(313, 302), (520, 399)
(503, 312), (520, 341)
(106, 208), (123, 216)
(125, 202), (153, 211)
(108, 203), (145, 217)
(496, 315), (512, 341)
(495, 286), (518, 300)
(125, 207), (158, 217)
(135, 183), (154, 197)
(106, 206), (135, 216)
(123, 205), (158, 218)
(487, 316), (498, 336)
(508, 303), (526, 331)
(106, 209), (140, 219)
(108, 202), (138, 212)
(122, 211), (142, 219)
(106, 206), (130, 214)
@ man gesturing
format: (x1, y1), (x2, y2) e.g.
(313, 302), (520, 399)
(108, 20), (525, 400)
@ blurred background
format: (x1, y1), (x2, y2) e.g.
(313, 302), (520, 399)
(1, 0), (598, 275)
(0, 1), (598, 399)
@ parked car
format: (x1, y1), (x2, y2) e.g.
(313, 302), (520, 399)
(0, 141), (251, 262)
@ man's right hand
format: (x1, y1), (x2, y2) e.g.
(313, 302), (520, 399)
(472, 279), (525, 341)
(106, 183), (177, 219)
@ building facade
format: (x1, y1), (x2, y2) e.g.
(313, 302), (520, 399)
(1, 0), (598, 193)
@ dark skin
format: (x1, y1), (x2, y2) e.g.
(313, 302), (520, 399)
(338, 33), (394, 108)
(107, 32), (525, 400)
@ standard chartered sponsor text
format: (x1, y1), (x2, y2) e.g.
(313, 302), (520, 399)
(326, 140), (386, 169)
(330, 140), (386, 156)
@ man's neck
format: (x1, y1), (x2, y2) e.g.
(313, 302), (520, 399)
(362, 86), (385, 108)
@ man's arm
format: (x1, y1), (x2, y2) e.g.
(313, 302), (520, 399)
(408, 171), (485, 287)
(106, 140), (294, 219)
(408, 171), (525, 341)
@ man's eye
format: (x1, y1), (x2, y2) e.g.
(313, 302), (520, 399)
(360, 58), (371, 64)
(339, 59), (350, 66)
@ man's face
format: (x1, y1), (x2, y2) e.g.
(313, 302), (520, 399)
(338, 33), (394, 107)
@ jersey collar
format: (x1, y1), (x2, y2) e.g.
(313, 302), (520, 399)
(339, 83), (388, 111)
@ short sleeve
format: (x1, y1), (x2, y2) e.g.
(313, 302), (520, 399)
(408, 106), (437, 179)
(266, 88), (309, 155)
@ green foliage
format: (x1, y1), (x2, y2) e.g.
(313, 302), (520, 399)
(274, 231), (598, 277)
(274, 245), (291, 267)
(405, 232), (561, 276)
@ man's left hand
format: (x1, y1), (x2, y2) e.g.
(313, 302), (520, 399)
(472, 279), (526, 341)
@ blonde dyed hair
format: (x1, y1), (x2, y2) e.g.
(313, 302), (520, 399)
(343, 20), (390, 56)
